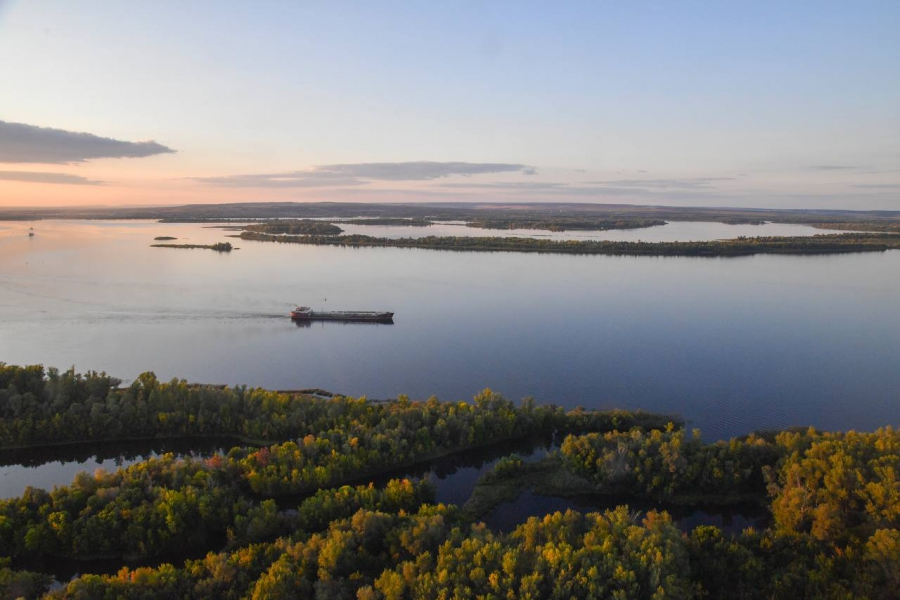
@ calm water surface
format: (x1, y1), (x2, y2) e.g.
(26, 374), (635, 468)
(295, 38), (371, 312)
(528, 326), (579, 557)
(1, 220), (898, 443)
(338, 219), (834, 241)
(483, 489), (768, 534)
(0, 438), (232, 499)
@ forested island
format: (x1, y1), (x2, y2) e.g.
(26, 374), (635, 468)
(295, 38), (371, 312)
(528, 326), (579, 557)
(239, 229), (900, 257)
(150, 242), (233, 252)
(243, 220), (344, 236)
(0, 363), (898, 598)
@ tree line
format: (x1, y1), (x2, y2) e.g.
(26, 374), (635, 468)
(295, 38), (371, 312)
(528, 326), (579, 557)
(0, 364), (671, 563)
(238, 230), (900, 256)
(557, 424), (900, 546)
(0, 364), (672, 451)
(29, 500), (900, 599)
(1, 363), (898, 598)
(243, 220), (344, 235)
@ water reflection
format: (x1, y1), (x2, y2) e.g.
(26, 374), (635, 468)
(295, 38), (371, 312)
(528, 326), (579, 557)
(327, 436), (554, 508)
(401, 439), (768, 536)
(293, 319), (394, 328)
(337, 220), (839, 242)
(15, 552), (206, 590)
(0, 438), (240, 499)
(484, 489), (770, 534)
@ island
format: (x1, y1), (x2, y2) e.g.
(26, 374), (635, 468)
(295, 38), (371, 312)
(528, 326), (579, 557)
(0, 363), (897, 598)
(238, 229), (900, 257)
(150, 242), (234, 252)
(243, 220), (343, 236)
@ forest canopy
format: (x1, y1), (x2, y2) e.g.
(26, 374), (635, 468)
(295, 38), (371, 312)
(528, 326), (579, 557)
(0, 363), (898, 599)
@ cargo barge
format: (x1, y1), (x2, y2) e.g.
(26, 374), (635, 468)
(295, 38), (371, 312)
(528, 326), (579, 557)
(290, 305), (394, 322)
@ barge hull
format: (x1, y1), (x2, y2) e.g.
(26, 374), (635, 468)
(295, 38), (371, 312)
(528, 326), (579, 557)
(292, 314), (394, 322)
(290, 307), (394, 322)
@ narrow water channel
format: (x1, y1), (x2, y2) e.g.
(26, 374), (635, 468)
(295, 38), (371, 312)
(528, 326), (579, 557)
(3, 435), (768, 584)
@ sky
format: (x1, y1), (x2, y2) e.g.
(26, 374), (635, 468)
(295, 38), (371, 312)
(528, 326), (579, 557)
(0, 1), (898, 210)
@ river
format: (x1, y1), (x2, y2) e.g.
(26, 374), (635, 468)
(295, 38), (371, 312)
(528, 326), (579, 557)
(0, 219), (898, 444)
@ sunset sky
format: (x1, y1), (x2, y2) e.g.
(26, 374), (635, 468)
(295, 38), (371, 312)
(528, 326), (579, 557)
(0, 1), (898, 209)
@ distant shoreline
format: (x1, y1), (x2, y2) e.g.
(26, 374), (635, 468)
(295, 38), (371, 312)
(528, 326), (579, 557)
(238, 230), (900, 257)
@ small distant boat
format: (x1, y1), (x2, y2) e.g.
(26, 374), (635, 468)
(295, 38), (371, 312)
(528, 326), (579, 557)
(28, 232), (34, 237)
(290, 305), (394, 322)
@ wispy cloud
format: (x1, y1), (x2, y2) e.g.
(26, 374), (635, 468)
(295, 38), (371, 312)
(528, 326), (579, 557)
(427, 176), (740, 200)
(191, 173), (368, 188)
(547, 185), (724, 199)
(808, 165), (858, 171)
(194, 162), (535, 188)
(323, 183), (900, 210)
(852, 183), (900, 189)
(0, 121), (175, 164)
(437, 178), (734, 192)
(437, 181), (569, 190)
(0, 170), (103, 185)
(584, 178), (734, 190)
(334, 183), (734, 204)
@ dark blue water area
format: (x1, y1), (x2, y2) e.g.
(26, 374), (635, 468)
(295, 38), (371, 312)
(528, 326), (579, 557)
(484, 489), (769, 535)
(0, 437), (237, 499)
(358, 437), (553, 507)
(370, 440), (767, 538)
(427, 444), (551, 506)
